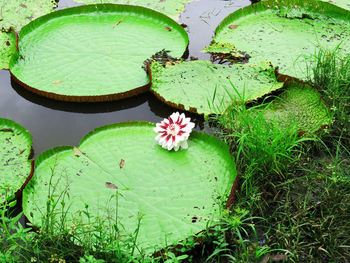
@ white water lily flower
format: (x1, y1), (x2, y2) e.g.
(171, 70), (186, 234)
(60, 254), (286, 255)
(154, 112), (195, 151)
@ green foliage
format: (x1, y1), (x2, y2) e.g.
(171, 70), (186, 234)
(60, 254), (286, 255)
(308, 47), (350, 142)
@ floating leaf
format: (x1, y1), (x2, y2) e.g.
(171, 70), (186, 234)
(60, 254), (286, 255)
(208, 0), (350, 80)
(262, 82), (331, 133)
(0, 118), (33, 203)
(150, 60), (283, 115)
(23, 122), (236, 254)
(0, 31), (16, 70)
(0, 0), (57, 31)
(10, 4), (188, 102)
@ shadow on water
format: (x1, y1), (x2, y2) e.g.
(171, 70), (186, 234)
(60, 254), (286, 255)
(11, 77), (149, 114)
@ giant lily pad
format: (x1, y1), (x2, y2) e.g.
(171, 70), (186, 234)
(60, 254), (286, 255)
(23, 122), (236, 254)
(10, 4), (188, 102)
(0, 31), (16, 70)
(321, 0), (349, 11)
(0, 118), (33, 203)
(71, 0), (198, 20)
(0, 0), (57, 31)
(263, 82), (332, 133)
(206, 0), (350, 80)
(150, 60), (284, 115)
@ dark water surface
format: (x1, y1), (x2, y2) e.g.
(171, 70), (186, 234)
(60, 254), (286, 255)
(0, 0), (250, 156)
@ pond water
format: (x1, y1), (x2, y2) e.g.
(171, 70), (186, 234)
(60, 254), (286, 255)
(0, 0), (251, 156)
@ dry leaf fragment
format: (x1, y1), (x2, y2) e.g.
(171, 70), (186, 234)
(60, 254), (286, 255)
(52, 80), (63, 84)
(271, 254), (288, 261)
(105, 182), (118, 189)
(229, 25), (239, 29)
(120, 159), (125, 168)
(73, 146), (82, 156)
(0, 129), (14, 132)
(165, 26), (172, 31)
(113, 16), (126, 28)
(20, 3), (27, 8)
(19, 149), (26, 155)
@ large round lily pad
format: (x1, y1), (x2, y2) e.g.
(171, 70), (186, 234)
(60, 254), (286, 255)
(0, 118), (33, 203)
(10, 4), (188, 102)
(23, 122), (236, 254)
(150, 60), (284, 115)
(321, 0), (349, 11)
(0, 31), (16, 70)
(263, 82), (332, 133)
(71, 0), (199, 20)
(207, 0), (350, 80)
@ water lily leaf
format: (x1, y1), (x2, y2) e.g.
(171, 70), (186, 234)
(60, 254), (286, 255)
(0, 0), (57, 31)
(321, 0), (349, 11)
(71, 0), (199, 20)
(263, 82), (331, 133)
(22, 122), (236, 254)
(0, 118), (33, 203)
(207, 0), (350, 80)
(0, 31), (16, 70)
(10, 4), (188, 102)
(150, 60), (284, 115)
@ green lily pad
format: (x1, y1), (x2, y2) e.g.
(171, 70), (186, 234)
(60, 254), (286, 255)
(0, 0), (57, 31)
(71, 0), (198, 20)
(23, 122), (236, 254)
(10, 4), (188, 102)
(322, 0), (349, 11)
(0, 31), (16, 70)
(150, 60), (284, 115)
(263, 82), (332, 133)
(0, 118), (33, 203)
(207, 0), (350, 80)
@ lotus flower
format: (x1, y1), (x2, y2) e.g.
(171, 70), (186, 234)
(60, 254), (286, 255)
(154, 112), (195, 151)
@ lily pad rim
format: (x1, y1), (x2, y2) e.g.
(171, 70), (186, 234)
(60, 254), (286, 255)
(10, 3), (189, 102)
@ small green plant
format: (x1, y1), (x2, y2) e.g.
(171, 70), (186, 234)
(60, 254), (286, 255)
(308, 47), (350, 141)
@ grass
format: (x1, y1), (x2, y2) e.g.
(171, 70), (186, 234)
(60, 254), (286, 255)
(0, 48), (349, 262)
